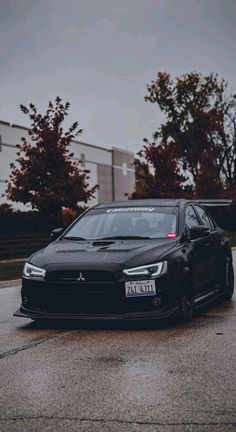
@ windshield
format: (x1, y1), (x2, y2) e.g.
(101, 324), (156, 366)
(63, 206), (177, 240)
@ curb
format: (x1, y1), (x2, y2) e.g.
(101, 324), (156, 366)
(0, 258), (26, 264)
(0, 279), (21, 289)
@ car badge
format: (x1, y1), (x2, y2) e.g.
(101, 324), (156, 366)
(77, 272), (85, 282)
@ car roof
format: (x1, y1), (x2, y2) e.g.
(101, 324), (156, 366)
(95, 199), (232, 209)
(96, 199), (186, 208)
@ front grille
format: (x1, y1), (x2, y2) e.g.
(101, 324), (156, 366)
(25, 290), (158, 314)
(48, 282), (116, 294)
(47, 270), (115, 283)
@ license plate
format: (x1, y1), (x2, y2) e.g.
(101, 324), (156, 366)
(125, 280), (156, 297)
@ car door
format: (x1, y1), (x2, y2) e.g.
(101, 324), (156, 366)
(185, 205), (214, 295)
(194, 204), (222, 289)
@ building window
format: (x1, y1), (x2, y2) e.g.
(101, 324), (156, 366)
(122, 162), (127, 175)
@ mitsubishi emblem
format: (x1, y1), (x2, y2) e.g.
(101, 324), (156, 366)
(77, 272), (85, 282)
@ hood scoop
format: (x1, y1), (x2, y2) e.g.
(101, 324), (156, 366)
(92, 240), (114, 247)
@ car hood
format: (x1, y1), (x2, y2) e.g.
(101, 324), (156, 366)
(30, 238), (177, 272)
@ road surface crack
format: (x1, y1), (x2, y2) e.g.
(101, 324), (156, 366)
(0, 416), (235, 426)
(0, 332), (63, 360)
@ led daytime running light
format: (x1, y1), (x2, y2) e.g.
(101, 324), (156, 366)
(23, 263), (46, 279)
(123, 261), (167, 277)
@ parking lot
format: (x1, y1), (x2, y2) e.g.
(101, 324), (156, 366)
(0, 252), (235, 432)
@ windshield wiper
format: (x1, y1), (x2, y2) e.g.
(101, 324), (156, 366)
(63, 236), (87, 241)
(96, 236), (151, 240)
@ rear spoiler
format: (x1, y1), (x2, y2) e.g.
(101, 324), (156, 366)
(194, 200), (233, 207)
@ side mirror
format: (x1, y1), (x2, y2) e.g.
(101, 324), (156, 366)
(51, 227), (64, 240)
(189, 225), (210, 240)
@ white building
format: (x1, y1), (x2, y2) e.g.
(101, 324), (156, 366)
(0, 120), (135, 210)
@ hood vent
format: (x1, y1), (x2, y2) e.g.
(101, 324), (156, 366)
(92, 241), (114, 247)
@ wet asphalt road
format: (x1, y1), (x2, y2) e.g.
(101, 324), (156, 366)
(0, 253), (235, 432)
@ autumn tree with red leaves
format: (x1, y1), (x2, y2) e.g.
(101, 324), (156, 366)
(133, 140), (187, 199)
(135, 71), (236, 198)
(5, 98), (97, 221)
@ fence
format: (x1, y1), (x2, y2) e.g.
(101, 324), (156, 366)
(0, 232), (51, 260)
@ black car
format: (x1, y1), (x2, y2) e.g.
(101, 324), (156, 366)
(14, 199), (234, 322)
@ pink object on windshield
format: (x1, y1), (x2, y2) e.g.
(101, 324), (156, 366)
(167, 232), (176, 238)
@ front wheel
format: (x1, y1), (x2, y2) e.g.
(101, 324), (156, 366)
(224, 258), (234, 301)
(178, 277), (194, 322)
(179, 273), (194, 322)
(179, 292), (194, 322)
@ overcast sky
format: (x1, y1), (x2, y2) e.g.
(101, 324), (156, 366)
(0, 0), (236, 153)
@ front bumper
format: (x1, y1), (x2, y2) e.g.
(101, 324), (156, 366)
(14, 272), (180, 321)
(14, 304), (179, 321)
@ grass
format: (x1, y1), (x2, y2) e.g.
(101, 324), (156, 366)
(0, 260), (25, 281)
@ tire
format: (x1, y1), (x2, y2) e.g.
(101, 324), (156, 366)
(178, 275), (194, 322)
(224, 258), (234, 301)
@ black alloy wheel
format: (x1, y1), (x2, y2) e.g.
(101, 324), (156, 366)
(179, 275), (194, 322)
(224, 258), (234, 301)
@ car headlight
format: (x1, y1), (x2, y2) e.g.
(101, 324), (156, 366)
(23, 262), (46, 279)
(123, 261), (167, 277)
